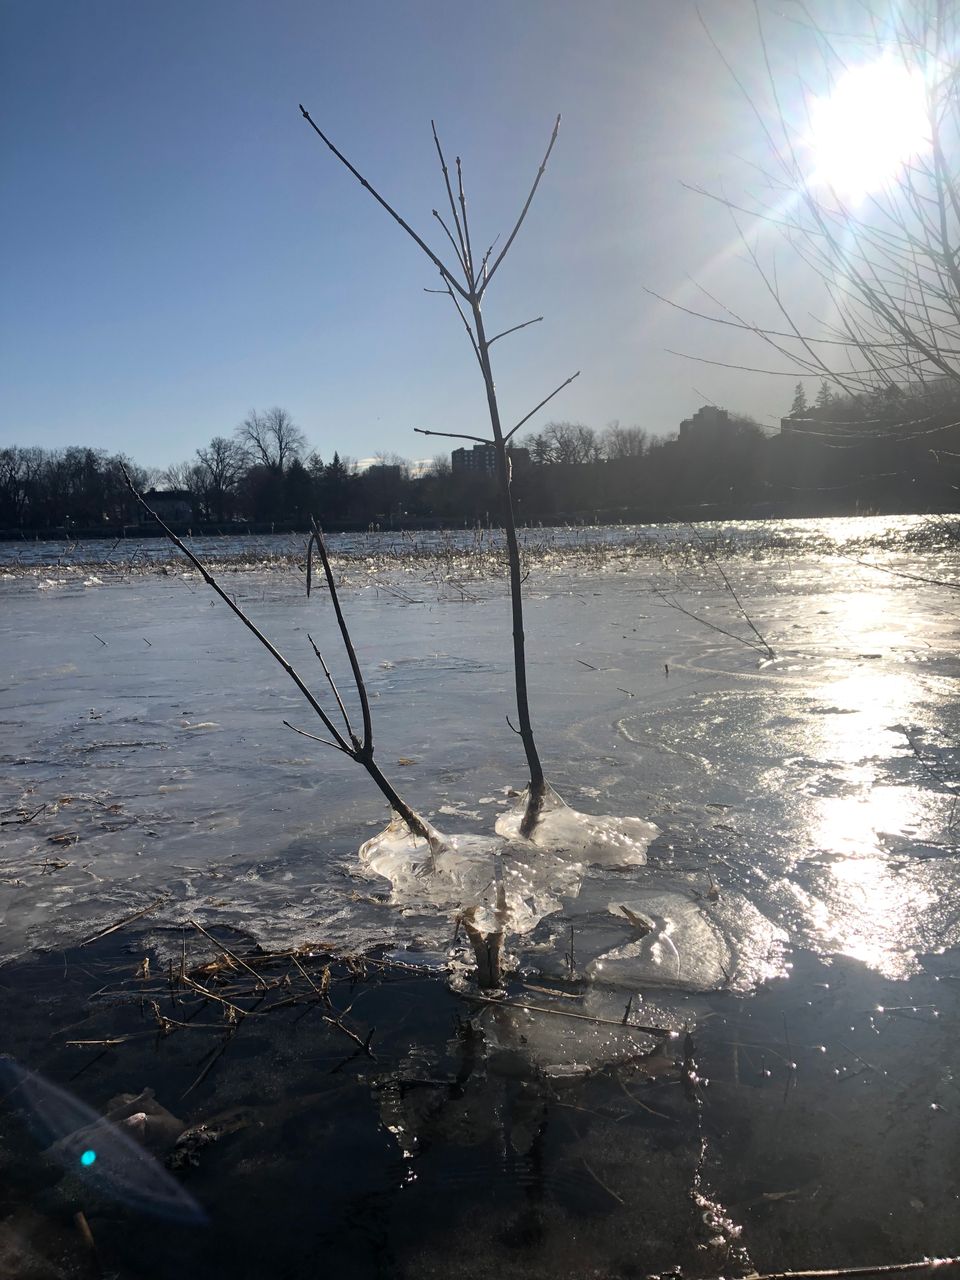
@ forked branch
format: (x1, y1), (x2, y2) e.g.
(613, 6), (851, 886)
(120, 466), (441, 851)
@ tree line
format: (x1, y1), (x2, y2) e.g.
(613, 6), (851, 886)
(3, 384), (959, 534)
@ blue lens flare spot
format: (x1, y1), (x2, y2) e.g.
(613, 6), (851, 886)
(80, 1149), (97, 1167)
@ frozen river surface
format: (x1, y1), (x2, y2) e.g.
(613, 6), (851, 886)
(3, 518), (959, 984)
(2, 518), (960, 1277)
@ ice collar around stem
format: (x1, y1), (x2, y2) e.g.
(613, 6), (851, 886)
(495, 783), (659, 867)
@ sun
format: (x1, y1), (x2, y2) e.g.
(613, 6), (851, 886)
(806, 57), (930, 201)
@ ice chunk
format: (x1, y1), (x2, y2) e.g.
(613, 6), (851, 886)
(521, 878), (787, 993)
(495, 784), (658, 867)
(588, 893), (721, 988)
(358, 812), (582, 937)
(475, 984), (678, 1075)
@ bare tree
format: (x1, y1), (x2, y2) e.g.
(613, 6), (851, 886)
(161, 460), (201, 492)
(195, 435), (247, 522)
(236, 407), (307, 474)
(300, 106), (578, 835)
(602, 423), (647, 460)
(523, 421), (605, 465)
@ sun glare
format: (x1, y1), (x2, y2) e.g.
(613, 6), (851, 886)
(806, 57), (930, 201)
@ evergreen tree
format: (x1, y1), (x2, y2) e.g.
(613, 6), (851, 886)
(789, 382), (808, 416)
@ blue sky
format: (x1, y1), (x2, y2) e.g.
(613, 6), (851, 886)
(1, 1), (836, 469)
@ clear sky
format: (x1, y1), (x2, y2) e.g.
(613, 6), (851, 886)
(1, 1), (840, 469)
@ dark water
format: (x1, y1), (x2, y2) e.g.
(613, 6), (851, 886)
(1, 518), (959, 1277)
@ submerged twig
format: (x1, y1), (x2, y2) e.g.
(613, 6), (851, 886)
(464, 992), (675, 1038)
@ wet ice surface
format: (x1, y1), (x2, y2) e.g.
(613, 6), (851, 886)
(2, 522), (959, 987)
(3, 519), (960, 1276)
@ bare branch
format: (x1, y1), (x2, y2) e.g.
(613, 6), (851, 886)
(121, 465), (352, 754)
(308, 520), (374, 754)
(643, 287), (906, 350)
(307, 633), (356, 744)
(479, 114), (561, 296)
(477, 233), (501, 287)
(299, 105), (469, 301)
(432, 209), (467, 275)
(282, 721), (353, 754)
(456, 155), (475, 282)
(488, 316), (544, 345)
(654, 589), (771, 656)
(441, 277), (483, 368)
(687, 523), (775, 659)
(502, 371), (581, 443)
(431, 120), (469, 274)
(414, 427), (493, 443)
(123, 464), (438, 846)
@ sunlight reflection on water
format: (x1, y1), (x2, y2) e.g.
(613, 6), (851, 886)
(794, 584), (946, 976)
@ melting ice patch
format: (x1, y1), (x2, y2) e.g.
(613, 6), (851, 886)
(523, 877), (787, 994)
(358, 813), (583, 936)
(495, 784), (659, 867)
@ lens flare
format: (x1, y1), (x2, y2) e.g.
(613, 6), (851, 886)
(806, 57), (930, 200)
(0, 1056), (205, 1224)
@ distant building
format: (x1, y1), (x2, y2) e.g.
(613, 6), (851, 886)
(139, 489), (193, 524)
(364, 464), (402, 483)
(451, 443), (530, 475)
(678, 405), (731, 442)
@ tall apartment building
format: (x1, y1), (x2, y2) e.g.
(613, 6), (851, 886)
(451, 443), (530, 474)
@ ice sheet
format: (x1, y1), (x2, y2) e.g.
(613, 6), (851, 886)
(3, 522), (959, 999)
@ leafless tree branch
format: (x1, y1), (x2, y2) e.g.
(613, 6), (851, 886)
(503, 371), (582, 443)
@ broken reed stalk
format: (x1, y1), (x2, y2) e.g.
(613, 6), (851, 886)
(80, 895), (166, 947)
(119, 467), (439, 852)
(299, 106), (577, 837)
(720, 1262), (960, 1280)
(85, 941), (378, 1061)
(687, 523), (775, 660)
(653, 587), (772, 658)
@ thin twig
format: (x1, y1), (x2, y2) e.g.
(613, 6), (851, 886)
(502, 371), (581, 444)
(488, 316), (544, 345)
(80, 897), (166, 947)
(688, 523), (776, 659)
(413, 427), (492, 444)
(431, 120), (469, 274)
(188, 919), (267, 988)
(464, 992), (675, 1038)
(306, 634), (355, 742)
(730, 1262), (960, 1280)
(480, 114), (561, 295)
(282, 721), (352, 754)
(299, 105), (469, 300)
(308, 520), (373, 753)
